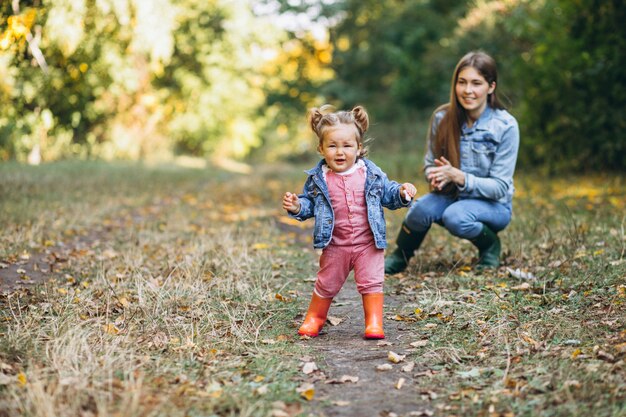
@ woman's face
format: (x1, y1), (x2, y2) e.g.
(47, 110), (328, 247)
(455, 66), (495, 119)
(318, 124), (361, 173)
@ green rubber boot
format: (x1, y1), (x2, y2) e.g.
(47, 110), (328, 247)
(384, 223), (428, 275)
(470, 224), (501, 269)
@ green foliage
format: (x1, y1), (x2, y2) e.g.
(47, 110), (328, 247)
(0, 0), (284, 161)
(1, 0), (624, 171)
(447, 0), (626, 172)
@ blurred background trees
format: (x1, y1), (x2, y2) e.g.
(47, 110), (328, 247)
(1, 0), (624, 172)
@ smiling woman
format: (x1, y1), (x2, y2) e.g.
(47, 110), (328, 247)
(385, 51), (520, 274)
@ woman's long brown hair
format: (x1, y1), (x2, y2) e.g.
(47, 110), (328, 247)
(431, 51), (505, 176)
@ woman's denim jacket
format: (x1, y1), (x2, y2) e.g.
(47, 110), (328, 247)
(289, 158), (409, 249)
(425, 106), (519, 204)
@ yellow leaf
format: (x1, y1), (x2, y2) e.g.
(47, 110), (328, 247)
(296, 383), (315, 401)
(300, 388), (315, 401)
(17, 372), (27, 386)
(57, 288), (68, 295)
(571, 348), (582, 359)
(209, 389), (223, 399)
(388, 351), (406, 364)
(253, 375), (265, 383)
(103, 323), (120, 335)
(395, 377), (406, 390)
(252, 243), (269, 250)
(275, 293), (291, 302)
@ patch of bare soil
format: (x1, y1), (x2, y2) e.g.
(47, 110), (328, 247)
(296, 281), (434, 417)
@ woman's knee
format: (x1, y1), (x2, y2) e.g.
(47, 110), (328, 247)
(441, 209), (477, 238)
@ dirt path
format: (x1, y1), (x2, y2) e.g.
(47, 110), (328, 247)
(300, 280), (434, 417)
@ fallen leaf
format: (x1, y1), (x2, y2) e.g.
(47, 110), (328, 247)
(252, 243), (269, 250)
(506, 267), (536, 280)
(296, 383), (315, 401)
(377, 340), (392, 346)
(410, 340), (429, 348)
(340, 375), (359, 383)
(103, 323), (120, 335)
(396, 377), (406, 390)
(511, 282), (531, 291)
(402, 362), (415, 373)
(275, 293), (291, 302)
(327, 316), (343, 326)
(388, 351), (406, 363)
(376, 364), (393, 371)
(302, 362), (318, 374)
(332, 401), (351, 406)
(17, 373), (27, 386)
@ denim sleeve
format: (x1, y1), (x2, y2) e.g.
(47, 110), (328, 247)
(381, 173), (409, 210)
(288, 178), (315, 221)
(459, 120), (520, 201)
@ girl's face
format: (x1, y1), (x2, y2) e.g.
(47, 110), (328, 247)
(455, 66), (495, 119)
(318, 124), (362, 173)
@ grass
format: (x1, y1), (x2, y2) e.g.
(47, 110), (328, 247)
(0, 159), (624, 417)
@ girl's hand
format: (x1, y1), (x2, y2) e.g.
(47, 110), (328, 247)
(400, 183), (417, 201)
(282, 192), (301, 214)
(427, 156), (465, 190)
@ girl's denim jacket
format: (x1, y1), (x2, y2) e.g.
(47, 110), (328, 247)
(289, 158), (409, 249)
(425, 106), (519, 204)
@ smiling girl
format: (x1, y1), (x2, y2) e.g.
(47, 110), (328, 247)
(283, 105), (416, 339)
(385, 51), (520, 274)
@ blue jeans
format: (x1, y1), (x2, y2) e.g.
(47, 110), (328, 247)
(404, 193), (512, 239)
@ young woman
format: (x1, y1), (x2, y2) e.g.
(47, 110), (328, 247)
(385, 51), (520, 274)
(283, 105), (416, 338)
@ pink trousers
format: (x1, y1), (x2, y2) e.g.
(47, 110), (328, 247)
(314, 242), (384, 298)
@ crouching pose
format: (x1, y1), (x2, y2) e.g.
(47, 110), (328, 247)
(385, 51), (520, 274)
(283, 105), (416, 339)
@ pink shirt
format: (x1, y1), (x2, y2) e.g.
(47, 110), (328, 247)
(326, 165), (374, 246)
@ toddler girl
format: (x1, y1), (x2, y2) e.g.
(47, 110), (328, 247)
(282, 105), (416, 339)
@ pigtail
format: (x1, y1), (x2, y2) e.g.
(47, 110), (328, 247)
(308, 108), (324, 137)
(351, 106), (369, 136)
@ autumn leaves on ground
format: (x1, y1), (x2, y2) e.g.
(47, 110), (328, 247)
(0, 160), (624, 417)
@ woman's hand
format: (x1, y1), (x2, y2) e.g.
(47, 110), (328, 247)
(399, 183), (417, 201)
(427, 156), (465, 191)
(282, 192), (301, 214)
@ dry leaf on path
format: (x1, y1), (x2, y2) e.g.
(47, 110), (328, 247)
(402, 362), (415, 373)
(376, 364), (393, 371)
(410, 340), (429, 348)
(388, 351), (406, 363)
(327, 316), (343, 326)
(302, 362), (318, 374)
(296, 383), (315, 400)
(396, 377), (406, 390)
